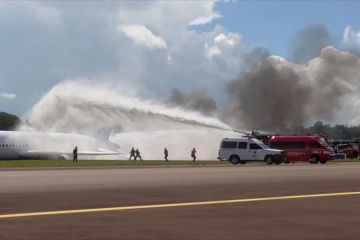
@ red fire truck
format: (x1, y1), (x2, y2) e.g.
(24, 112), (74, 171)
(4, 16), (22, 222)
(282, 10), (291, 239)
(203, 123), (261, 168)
(268, 135), (335, 164)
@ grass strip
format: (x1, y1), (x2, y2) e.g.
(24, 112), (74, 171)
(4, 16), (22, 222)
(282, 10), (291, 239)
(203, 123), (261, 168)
(0, 160), (229, 168)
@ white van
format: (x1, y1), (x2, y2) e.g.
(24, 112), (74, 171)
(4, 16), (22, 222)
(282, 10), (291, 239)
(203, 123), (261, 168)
(218, 137), (285, 165)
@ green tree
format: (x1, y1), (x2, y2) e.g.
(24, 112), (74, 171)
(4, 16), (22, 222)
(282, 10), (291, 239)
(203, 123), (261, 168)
(288, 122), (360, 140)
(0, 112), (20, 130)
(311, 121), (325, 134)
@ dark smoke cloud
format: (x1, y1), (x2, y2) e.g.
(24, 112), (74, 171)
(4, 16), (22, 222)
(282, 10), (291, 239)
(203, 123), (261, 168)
(290, 25), (337, 64)
(167, 88), (217, 116)
(224, 46), (360, 131)
(224, 57), (311, 130)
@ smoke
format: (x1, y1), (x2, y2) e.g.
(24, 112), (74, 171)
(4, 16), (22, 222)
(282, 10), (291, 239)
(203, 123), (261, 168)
(290, 25), (337, 64)
(243, 47), (271, 69)
(224, 46), (360, 131)
(166, 88), (217, 116)
(224, 57), (311, 130)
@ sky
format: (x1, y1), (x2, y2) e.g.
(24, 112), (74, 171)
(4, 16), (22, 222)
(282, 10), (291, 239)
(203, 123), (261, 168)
(0, 0), (360, 127)
(212, 1), (360, 57)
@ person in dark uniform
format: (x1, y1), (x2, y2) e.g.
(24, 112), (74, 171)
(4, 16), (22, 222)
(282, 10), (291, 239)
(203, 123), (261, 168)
(191, 148), (196, 162)
(135, 148), (142, 161)
(164, 148), (168, 161)
(73, 146), (78, 163)
(129, 147), (136, 160)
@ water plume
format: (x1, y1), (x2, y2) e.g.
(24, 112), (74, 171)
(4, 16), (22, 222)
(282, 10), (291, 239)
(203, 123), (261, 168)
(24, 81), (229, 133)
(20, 80), (234, 160)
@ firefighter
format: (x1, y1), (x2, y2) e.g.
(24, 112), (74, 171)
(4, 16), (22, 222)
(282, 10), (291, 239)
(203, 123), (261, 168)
(129, 147), (136, 160)
(73, 146), (78, 163)
(164, 147), (168, 161)
(191, 148), (197, 162)
(135, 148), (142, 161)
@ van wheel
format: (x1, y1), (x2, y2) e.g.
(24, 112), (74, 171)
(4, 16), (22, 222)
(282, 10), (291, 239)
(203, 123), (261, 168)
(265, 155), (274, 165)
(310, 155), (319, 164)
(229, 156), (240, 165)
(320, 160), (327, 164)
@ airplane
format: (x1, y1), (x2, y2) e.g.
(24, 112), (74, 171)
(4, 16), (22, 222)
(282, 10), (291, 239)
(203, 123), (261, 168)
(0, 131), (128, 160)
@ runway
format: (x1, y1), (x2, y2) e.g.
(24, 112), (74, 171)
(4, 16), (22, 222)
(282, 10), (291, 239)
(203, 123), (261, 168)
(1, 163), (360, 239)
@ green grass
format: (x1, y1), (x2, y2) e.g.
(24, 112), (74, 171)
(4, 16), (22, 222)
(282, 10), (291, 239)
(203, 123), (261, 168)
(1, 158), (358, 169)
(333, 158), (360, 162)
(0, 160), (230, 169)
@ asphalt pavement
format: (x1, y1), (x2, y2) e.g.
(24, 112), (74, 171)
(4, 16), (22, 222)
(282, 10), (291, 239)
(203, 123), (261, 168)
(1, 163), (360, 239)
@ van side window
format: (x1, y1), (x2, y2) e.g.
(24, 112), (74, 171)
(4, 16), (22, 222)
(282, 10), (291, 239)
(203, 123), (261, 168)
(221, 141), (237, 149)
(250, 143), (262, 150)
(238, 142), (247, 149)
(309, 141), (322, 148)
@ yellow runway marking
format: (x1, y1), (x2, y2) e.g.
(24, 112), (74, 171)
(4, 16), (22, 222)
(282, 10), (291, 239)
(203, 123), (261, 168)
(1, 191), (360, 219)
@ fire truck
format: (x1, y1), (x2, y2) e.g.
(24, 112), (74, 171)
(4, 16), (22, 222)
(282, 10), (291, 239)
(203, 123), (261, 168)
(267, 135), (335, 164)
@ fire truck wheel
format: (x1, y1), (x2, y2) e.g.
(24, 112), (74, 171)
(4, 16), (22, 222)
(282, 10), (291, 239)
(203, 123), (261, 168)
(310, 155), (319, 164)
(320, 160), (327, 164)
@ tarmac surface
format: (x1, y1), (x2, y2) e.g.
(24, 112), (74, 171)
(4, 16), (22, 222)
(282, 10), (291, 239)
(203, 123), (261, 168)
(1, 162), (360, 239)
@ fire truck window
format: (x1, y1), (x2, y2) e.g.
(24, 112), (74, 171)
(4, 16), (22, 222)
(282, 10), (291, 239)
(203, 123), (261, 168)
(289, 141), (306, 149)
(270, 141), (306, 149)
(221, 141), (237, 149)
(238, 142), (247, 149)
(309, 141), (322, 148)
(270, 142), (288, 149)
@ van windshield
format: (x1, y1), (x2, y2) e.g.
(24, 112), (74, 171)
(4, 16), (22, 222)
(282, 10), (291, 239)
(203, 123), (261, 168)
(319, 138), (330, 148)
(258, 142), (269, 149)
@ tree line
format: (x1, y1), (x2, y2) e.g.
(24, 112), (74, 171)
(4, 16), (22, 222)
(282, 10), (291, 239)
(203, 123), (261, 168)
(0, 112), (20, 130)
(281, 121), (360, 140)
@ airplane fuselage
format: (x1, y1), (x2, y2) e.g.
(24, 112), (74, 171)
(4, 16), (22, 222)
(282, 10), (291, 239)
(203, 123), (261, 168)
(0, 131), (115, 160)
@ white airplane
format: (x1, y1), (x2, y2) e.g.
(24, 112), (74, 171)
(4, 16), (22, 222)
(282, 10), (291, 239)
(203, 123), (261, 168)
(0, 131), (127, 160)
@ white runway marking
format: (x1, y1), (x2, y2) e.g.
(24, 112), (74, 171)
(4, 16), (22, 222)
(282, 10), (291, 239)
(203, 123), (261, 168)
(1, 191), (360, 219)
